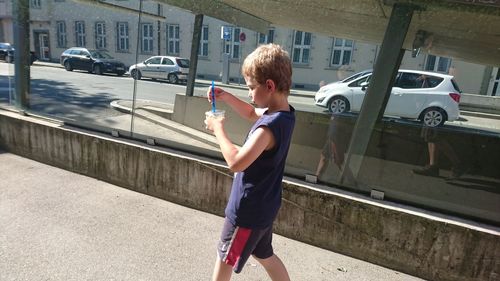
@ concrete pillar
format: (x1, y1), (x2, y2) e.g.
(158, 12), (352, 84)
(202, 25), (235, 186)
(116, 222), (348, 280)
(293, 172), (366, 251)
(186, 14), (203, 97)
(340, 4), (416, 185)
(12, 0), (30, 110)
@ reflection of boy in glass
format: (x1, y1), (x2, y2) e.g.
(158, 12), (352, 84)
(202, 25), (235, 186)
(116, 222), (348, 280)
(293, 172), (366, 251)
(315, 115), (352, 181)
(412, 126), (464, 179)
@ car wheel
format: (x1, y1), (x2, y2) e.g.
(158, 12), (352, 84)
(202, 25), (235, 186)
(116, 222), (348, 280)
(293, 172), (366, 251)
(327, 96), (350, 114)
(421, 107), (447, 127)
(168, 73), (178, 84)
(131, 69), (141, 80)
(117, 71), (125, 76)
(94, 65), (103, 75)
(64, 61), (73, 71)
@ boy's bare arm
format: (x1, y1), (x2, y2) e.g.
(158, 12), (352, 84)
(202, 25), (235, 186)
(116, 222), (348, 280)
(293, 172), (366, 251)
(211, 124), (274, 172)
(208, 87), (262, 122)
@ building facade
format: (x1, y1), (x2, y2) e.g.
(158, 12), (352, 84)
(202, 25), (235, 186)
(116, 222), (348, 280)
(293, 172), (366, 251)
(1, 0), (498, 95)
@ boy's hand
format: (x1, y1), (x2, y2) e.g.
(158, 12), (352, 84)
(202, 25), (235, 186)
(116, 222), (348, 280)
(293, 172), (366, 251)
(207, 86), (227, 103)
(204, 115), (225, 132)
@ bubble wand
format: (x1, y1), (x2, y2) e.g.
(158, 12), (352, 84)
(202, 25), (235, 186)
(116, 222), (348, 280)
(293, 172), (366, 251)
(211, 80), (216, 113)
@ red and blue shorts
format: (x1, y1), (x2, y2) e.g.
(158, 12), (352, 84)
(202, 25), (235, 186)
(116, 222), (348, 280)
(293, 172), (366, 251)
(217, 217), (274, 273)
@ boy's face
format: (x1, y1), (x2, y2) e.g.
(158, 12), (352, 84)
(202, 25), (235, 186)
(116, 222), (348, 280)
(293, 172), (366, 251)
(245, 77), (271, 108)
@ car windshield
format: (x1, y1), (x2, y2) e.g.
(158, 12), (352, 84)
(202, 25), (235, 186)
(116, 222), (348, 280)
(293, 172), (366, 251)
(89, 50), (113, 59)
(176, 59), (190, 68)
(341, 70), (372, 83)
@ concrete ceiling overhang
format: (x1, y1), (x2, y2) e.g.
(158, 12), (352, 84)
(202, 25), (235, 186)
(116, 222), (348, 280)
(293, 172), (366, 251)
(161, 0), (500, 66)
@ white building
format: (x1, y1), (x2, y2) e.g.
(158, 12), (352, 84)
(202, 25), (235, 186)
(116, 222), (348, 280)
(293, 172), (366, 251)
(0, 0), (498, 95)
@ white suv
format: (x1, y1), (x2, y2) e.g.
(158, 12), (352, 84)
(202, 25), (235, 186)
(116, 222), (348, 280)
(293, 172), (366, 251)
(314, 69), (461, 127)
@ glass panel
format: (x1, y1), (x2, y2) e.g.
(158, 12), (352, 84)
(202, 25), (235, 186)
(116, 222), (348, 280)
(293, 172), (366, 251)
(304, 32), (311, 45)
(437, 57), (450, 72)
(342, 50), (351, 65)
(425, 55), (436, 71)
(292, 48), (300, 63)
(294, 31), (302, 45)
(2, 0), (497, 229)
(302, 48), (309, 63)
(332, 50), (341, 65)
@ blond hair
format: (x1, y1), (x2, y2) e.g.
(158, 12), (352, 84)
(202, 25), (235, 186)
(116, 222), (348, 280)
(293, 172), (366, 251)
(241, 44), (292, 94)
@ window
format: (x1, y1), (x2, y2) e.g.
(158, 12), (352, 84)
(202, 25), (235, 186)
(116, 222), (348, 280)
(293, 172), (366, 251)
(199, 25), (209, 57)
(75, 21), (86, 47)
(162, 57), (174, 65)
(425, 55), (451, 73)
(258, 29), (275, 44)
(223, 26), (241, 59)
(95, 22), (106, 50)
(292, 30), (311, 64)
(167, 24), (180, 55)
(30, 0), (41, 8)
(145, 57), (161, 65)
(330, 37), (353, 66)
(348, 74), (371, 88)
(141, 23), (154, 53)
(56, 21), (66, 48)
(117, 22), (129, 51)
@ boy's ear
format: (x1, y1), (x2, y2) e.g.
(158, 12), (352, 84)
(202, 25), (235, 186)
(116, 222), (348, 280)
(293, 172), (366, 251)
(266, 79), (276, 92)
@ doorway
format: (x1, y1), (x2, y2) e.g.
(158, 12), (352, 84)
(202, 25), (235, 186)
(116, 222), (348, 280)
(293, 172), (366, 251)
(34, 31), (50, 61)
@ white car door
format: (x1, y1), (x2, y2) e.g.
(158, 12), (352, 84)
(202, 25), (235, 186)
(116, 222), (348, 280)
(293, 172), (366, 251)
(142, 57), (162, 79)
(386, 72), (428, 118)
(348, 74), (372, 112)
(160, 57), (176, 80)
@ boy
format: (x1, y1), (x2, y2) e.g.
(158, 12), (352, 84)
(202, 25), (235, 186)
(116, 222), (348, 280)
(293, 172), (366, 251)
(204, 44), (295, 281)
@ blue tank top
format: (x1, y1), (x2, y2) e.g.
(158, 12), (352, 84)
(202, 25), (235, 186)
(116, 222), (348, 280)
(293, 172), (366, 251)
(225, 105), (295, 229)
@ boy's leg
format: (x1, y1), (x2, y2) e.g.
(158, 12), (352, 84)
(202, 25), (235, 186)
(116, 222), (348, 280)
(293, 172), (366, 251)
(254, 254), (290, 281)
(212, 257), (233, 281)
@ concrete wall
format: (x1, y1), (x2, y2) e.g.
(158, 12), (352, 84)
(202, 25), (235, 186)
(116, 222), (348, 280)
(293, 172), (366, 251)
(1, 109), (498, 281)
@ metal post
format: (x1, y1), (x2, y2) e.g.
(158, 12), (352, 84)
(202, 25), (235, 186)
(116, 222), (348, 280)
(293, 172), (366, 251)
(130, 0), (143, 136)
(12, 0), (30, 110)
(186, 14), (203, 97)
(340, 4), (416, 185)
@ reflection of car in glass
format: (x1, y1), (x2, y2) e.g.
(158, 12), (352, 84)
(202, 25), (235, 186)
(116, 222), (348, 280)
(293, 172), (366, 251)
(129, 56), (190, 84)
(0, 42), (37, 65)
(60, 47), (126, 76)
(314, 69), (462, 127)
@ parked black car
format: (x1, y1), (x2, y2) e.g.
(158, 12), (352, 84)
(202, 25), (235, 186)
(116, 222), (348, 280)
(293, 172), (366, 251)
(60, 47), (126, 76)
(1, 42), (37, 65)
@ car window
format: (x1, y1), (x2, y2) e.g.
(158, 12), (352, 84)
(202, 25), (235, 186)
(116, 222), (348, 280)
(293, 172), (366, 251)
(422, 76), (444, 88)
(451, 79), (462, 92)
(80, 51), (90, 56)
(162, 58), (174, 65)
(70, 50), (81, 55)
(348, 74), (371, 87)
(176, 58), (190, 68)
(90, 50), (113, 59)
(395, 72), (425, 88)
(342, 70), (372, 83)
(146, 57), (162, 64)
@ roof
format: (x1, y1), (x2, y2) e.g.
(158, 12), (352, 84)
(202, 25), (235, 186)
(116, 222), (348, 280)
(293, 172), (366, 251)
(159, 0), (500, 66)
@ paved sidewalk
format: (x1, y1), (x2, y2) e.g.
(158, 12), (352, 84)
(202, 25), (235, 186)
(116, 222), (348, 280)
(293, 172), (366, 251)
(0, 151), (423, 281)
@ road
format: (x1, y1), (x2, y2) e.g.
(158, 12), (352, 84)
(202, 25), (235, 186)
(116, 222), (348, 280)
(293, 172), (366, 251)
(0, 62), (499, 133)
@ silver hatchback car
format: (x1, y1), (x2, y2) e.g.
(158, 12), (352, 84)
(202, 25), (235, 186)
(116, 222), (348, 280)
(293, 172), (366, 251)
(129, 56), (190, 84)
